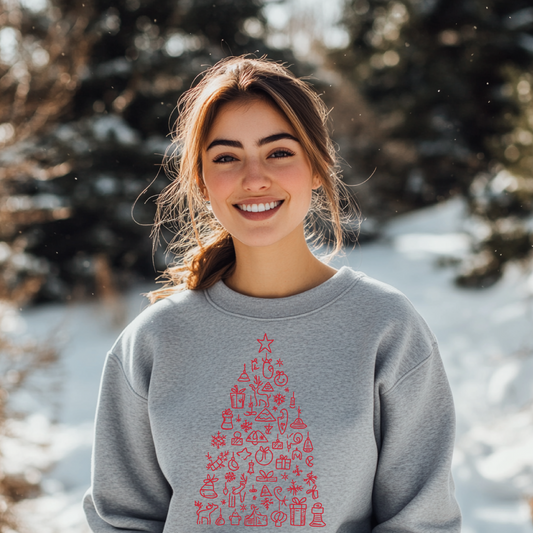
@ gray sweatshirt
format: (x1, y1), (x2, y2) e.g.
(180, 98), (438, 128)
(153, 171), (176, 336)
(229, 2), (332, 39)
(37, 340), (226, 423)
(83, 266), (461, 532)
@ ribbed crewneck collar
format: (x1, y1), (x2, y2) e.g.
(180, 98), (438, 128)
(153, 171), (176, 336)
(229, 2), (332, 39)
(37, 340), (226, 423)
(204, 266), (361, 320)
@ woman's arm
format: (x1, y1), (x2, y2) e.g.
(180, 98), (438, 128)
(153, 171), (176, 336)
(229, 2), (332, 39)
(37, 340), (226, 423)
(83, 352), (172, 532)
(372, 345), (461, 532)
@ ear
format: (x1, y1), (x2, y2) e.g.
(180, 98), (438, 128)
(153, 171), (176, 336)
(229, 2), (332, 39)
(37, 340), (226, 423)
(312, 174), (322, 190)
(196, 175), (209, 201)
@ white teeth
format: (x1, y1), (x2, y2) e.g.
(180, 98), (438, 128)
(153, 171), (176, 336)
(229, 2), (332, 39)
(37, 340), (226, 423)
(237, 201), (281, 211)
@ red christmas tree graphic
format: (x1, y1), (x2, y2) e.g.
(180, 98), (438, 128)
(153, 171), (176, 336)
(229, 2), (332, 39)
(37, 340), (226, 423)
(194, 334), (326, 528)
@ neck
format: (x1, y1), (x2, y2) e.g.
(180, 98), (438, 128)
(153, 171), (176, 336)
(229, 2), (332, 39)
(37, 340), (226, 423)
(224, 224), (337, 298)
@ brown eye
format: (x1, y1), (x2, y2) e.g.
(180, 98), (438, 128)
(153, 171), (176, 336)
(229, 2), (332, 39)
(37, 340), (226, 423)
(213, 155), (237, 163)
(269, 149), (294, 159)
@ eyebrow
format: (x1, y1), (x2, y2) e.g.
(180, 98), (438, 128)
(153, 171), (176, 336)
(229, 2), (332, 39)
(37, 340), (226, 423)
(206, 133), (300, 151)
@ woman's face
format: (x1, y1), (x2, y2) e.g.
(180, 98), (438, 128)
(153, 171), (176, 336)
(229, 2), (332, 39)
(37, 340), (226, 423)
(201, 98), (320, 249)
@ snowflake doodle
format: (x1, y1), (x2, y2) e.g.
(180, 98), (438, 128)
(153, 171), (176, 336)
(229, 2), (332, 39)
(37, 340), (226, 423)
(304, 472), (317, 486)
(292, 465), (302, 476)
(211, 431), (226, 450)
(281, 472), (289, 481)
(240, 504), (247, 512)
(261, 497), (274, 510)
(241, 420), (253, 433)
(276, 359), (284, 367)
(287, 480), (303, 496)
(225, 472), (236, 483)
(273, 394), (286, 405)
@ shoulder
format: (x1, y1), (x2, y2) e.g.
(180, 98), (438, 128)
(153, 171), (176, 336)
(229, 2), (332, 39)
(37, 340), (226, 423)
(342, 269), (438, 389)
(106, 288), (208, 397)
(342, 269), (433, 331)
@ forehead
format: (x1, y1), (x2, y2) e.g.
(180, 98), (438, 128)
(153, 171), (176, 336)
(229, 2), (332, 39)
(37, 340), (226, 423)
(206, 98), (295, 141)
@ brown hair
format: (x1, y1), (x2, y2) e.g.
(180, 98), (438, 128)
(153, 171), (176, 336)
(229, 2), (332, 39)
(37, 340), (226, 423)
(147, 55), (357, 303)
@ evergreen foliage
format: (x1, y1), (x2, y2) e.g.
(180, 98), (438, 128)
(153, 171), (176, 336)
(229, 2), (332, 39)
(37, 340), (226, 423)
(1, 0), (296, 302)
(333, 0), (533, 285)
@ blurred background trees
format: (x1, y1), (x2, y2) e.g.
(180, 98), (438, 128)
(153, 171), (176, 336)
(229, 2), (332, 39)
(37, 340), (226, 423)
(0, 0), (299, 304)
(1, 0), (532, 307)
(329, 0), (533, 285)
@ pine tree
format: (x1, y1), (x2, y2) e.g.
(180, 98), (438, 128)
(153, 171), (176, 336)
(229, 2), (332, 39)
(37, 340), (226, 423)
(1, 0), (299, 303)
(332, 0), (533, 284)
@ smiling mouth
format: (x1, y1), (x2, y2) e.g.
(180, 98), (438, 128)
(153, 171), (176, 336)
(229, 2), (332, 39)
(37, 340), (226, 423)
(235, 200), (283, 213)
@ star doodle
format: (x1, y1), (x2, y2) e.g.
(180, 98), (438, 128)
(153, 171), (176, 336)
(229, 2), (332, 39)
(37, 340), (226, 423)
(257, 333), (274, 353)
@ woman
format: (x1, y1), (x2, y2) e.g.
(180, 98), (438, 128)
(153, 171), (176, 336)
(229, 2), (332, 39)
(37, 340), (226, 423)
(84, 56), (461, 532)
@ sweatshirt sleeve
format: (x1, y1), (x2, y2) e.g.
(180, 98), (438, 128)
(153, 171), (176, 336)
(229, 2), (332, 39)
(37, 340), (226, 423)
(371, 344), (462, 532)
(83, 352), (172, 532)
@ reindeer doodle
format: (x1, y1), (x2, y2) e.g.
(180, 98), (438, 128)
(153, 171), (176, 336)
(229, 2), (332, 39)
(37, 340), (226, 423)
(232, 473), (248, 496)
(250, 375), (271, 408)
(195, 502), (219, 525)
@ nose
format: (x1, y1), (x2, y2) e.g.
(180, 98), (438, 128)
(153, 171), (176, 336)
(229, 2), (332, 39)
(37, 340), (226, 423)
(242, 158), (271, 191)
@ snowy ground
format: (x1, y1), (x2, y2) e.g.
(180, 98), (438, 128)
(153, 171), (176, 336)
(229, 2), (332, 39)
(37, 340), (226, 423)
(7, 197), (533, 532)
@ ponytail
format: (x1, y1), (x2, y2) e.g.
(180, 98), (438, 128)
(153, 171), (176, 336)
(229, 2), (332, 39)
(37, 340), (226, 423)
(146, 229), (235, 304)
